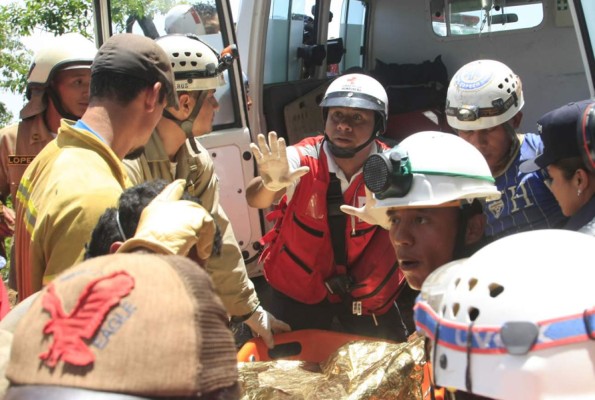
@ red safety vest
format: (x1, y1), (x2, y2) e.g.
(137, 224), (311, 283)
(260, 136), (405, 315)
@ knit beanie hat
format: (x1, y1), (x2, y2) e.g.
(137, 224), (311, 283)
(5, 253), (238, 399)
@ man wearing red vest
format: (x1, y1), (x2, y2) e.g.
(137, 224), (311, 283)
(246, 73), (412, 341)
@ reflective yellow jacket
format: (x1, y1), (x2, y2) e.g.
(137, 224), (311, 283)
(15, 120), (129, 299)
(124, 131), (259, 316)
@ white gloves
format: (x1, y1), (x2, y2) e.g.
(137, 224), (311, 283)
(244, 305), (291, 349)
(249, 131), (310, 192)
(340, 186), (391, 230)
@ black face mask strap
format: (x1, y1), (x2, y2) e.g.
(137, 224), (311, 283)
(465, 321), (475, 394)
(46, 87), (79, 122)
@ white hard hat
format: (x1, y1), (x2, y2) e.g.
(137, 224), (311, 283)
(27, 33), (97, 90)
(415, 229), (595, 400)
(366, 131), (500, 209)
(320, 73), (388, 133)
(164, 4), (207, 36)
(446, 59), (524, 131)
(155, 34), (225, 92)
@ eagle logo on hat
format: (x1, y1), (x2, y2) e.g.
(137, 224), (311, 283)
(39, 271), (135, 368)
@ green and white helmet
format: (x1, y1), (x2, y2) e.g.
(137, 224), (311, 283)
(445, 59), (524, 131)
(364, 131), (501, 209)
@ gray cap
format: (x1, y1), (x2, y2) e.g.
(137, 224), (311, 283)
(91, 34), (179, 109)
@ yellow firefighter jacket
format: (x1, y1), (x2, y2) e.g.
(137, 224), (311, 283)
(124, 131), (259, 316)
(15, 119), (129, 299)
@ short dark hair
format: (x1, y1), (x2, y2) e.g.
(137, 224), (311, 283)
(90, 71), (166, 105)
(551, 156), (592, 180)
(85, 180), (221, 259)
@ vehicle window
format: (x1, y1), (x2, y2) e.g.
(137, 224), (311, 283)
(264, 0), (367, 84)
(429, 0), (544, 37)
(108, 0), (240, 128)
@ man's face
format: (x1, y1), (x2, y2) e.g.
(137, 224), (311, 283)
(387, 207), (460, 290)
(192, 90), (219, 137)
(52, 67), (92, 118)
(457, 125), (512, 174)
(325, 107), (375, 150)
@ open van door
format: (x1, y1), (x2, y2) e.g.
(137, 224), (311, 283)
(91, 0), (264, 276)
(570, 0), (595, 97)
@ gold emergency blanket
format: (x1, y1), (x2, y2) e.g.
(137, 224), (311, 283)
(239, 336), (426, 399)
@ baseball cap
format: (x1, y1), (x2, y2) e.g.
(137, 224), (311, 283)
(91, 33), (179, 109)
(4, 253), (238, 399)
(520, 99), (592, 173)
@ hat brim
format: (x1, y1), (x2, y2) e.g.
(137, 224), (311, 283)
(519, 151), (553, 173)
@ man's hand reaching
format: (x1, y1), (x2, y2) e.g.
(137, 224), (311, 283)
(249, 131), (310, 192)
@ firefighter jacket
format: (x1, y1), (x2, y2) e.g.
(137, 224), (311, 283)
(14, 120), (129, 300)
(261, 136), (403, 315)
(0, 114), (55, 205)
(124, 131), (259, 316)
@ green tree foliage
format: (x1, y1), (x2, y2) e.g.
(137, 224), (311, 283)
(0, 103), (13, 127)
(0, 0), (179, 100)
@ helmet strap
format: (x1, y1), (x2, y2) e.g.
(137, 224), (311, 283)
(323, 109), (384, 159)
(46, 87), (79, 122)
(492, 122), (521, 177)
(162, 91), (208, 153)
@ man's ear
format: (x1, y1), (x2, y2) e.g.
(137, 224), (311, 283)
(145, 81), (163, 113)
(109, 241), (123, 254)
(165, 93), (192, 120)
(465, 213), (486, 246)
(510, 111), (523, 129)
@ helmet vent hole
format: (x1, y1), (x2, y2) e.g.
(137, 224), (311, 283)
(180, 61), (187, 67)
(468, 307), (480, 321)
(185, 51), (191, 56)
(197, 52), (203, 57)
(505, 78), (509, 83)
(191, 61), (198, 67)
(507, 89), (511, 93)
(468, 278), (478, 291)
(454, 278), (461, 288)
(498, 84), (504, 89)
(172, 52), (180, 58)
(452, 303), (460, 317)
(488, 283), (504, 298)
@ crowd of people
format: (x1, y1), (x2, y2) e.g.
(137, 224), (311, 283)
(0, 10), (592, 399)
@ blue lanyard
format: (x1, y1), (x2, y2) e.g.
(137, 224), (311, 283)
(74, 120), (106, 144)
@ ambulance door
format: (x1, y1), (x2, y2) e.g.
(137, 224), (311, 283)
(570, 0), (595, 97)
(236, 0), (369, 146)
(92, 0), (263, 273)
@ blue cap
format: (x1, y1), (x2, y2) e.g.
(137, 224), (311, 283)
(520, 99), (592, 173)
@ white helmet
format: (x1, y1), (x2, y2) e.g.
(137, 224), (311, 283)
(27, 33), (97, 90)
(365, 131), (501, 209)
(164, 4), (207, 36)
(446, 59), (524, 131)
(415, 229), (595, 400)
(21, 33), (96, 119)
(320, 73), (388, 133)
(155, 34), (225, 92)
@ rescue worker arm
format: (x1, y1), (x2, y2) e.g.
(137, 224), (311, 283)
(340, 186), (391, 229)
(206, 209), (291, 348)
(0, 127), (16, 237)
(36, 189), (121, 289)
(246, 131), (309, 209)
